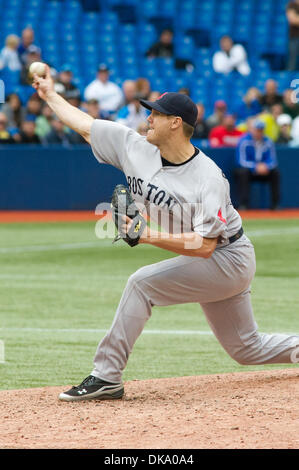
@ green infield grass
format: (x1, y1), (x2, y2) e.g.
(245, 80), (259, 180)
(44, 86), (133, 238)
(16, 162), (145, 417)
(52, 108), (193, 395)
(0, 218), (298, 390)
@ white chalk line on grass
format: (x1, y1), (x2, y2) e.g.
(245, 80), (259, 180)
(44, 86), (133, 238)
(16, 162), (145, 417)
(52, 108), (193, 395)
(0, 273), (127, 281)
(1, 327), (297, 336)
(1, 327), (213, 336)
(0, 226), (299, 254)
(0, 241), (101, 254)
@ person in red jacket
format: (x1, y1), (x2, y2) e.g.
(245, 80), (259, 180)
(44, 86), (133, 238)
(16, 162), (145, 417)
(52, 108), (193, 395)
(209, 114), (243, 148)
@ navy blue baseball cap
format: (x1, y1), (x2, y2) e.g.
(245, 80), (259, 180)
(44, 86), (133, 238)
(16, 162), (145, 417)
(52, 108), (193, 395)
(140, 92), (198, 127)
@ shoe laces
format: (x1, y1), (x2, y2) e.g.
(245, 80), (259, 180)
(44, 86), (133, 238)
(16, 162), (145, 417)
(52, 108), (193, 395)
(72, 375), (97, 390)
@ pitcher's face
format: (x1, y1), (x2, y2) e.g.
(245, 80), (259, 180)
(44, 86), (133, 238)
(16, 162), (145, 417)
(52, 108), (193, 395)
(146, 110), (172, 146)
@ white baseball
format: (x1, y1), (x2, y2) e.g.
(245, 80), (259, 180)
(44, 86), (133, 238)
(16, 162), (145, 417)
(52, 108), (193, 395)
(29, 62), (46, 77)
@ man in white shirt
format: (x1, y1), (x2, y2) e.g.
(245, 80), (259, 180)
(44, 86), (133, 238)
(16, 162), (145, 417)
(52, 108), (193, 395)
(213, 35), (251, 76)
(116, 94), (149, 130)
(84, 64), (123, 115)
(0, 35), (22, 71)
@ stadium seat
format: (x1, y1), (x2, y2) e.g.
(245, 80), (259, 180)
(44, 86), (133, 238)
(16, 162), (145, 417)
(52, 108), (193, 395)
(196, 12), (214, 30)
(0, 69), (20, 87)
(256, 2), (273, 14)
(176, 12), (195, 31)
(179, 1), (195, 13)
(233, 25), (251, 43)
(158, 0), (178, 18)
(9, 85), (35, 104)
(237, 1), (254, 13)
(150, 77), (167, 92)
(137, 0), (158, 19)
(138, 61), (156, 78)
(175, 36), (194, 59)
(100, 11), (119, 25)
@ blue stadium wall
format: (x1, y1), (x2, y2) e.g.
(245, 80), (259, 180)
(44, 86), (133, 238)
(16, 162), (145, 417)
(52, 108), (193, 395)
(0, 143), (298, 210)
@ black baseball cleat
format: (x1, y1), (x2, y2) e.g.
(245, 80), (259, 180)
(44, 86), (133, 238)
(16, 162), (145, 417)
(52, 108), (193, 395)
(58, 375), (124, 402)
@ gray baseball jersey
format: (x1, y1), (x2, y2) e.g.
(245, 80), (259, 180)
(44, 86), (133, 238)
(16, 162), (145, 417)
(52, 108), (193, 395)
(89, 119), (299, 383)
(90, 119), (241, 244)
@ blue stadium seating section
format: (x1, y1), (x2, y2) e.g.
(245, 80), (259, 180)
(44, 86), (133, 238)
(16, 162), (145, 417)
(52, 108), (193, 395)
(0, 0), (297, 117)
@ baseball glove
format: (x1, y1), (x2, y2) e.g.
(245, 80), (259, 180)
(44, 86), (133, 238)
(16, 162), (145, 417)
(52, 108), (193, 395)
(111, 184), (147, 247)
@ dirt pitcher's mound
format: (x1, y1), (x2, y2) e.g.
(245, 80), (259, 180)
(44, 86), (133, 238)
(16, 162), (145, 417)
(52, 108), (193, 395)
(0, 369), (298, 449)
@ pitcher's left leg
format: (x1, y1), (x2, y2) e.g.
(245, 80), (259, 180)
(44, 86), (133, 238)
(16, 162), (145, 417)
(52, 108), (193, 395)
(201, 289), (299, 365)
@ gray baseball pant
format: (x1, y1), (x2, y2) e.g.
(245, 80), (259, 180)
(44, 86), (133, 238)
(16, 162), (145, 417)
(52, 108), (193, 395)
(92, 236), (299, 383)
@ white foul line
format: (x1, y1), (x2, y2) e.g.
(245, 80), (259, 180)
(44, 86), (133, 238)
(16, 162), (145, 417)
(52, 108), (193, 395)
(0, 227), (299, 254)
(0, 241), (101, 254)
(1, 327), (297, 336)
(0, 327), (213, 336)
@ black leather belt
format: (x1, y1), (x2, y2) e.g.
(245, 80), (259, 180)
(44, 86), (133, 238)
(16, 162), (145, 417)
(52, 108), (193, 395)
(228, 227), (244, 244)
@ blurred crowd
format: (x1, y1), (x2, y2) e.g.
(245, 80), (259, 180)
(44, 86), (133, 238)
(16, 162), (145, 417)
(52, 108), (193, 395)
(0, 26), (298, 147)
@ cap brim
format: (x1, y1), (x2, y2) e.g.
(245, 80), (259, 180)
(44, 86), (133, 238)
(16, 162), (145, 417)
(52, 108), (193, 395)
(139, 99), (173, 115)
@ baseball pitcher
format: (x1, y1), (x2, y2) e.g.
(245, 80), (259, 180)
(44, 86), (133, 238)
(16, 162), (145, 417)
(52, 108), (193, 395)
(32, 67), (299, 402)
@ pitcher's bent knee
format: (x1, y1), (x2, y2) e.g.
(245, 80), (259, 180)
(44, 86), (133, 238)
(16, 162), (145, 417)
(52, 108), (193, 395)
(126, 266), (163, 306)
(127, 266), (150, 288)
(226, 336), (264, 365)
(231, 350), (257, 365)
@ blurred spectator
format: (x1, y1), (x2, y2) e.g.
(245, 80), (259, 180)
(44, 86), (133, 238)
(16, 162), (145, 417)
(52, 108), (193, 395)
(20, 44), (42, 85)
(282, 88), (299, 119)
(237, 116), (257, 134)
(35, 104), (54, 139)
(84, 64), (123, 114)
(66, 96), (99, 143)
(17, 27), (38, 65)
(286, 0), (299, 71)
(146, 29), (174, 59)
(54, 64), (81, 102)
(1, 93), (26, 129)
(212, 35), (251, 76)
(116, 95), (148, 130)
(260, 80), (283, 109)
(235, 120), (280, 210)
(43, 115), (71, 145)
(71, 85), (107, 142)
(0, 34), (22, 71)
(257, 105), (281, 142)
(276, 114), (293, 144)
(178, 87), (190, 96)
(25, 94), (42, 120)
(209, 114), (243, 147)
(68, 131), (87, 144)
(206, 100), (227, 130)
(147, 91), (161, 101)
(122, 80), (137, 105)
(137, 121), (149, 136)
(135, 77), (151, 99)
(235, 87), (262, 122)
(0, 112), (14, 144)
(193, 103), (209, 140)
(18, 118), (41, 143)
(66, 96), (81, 108)
(82, 99), (110, 120)
(271, 103), (284, 120)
